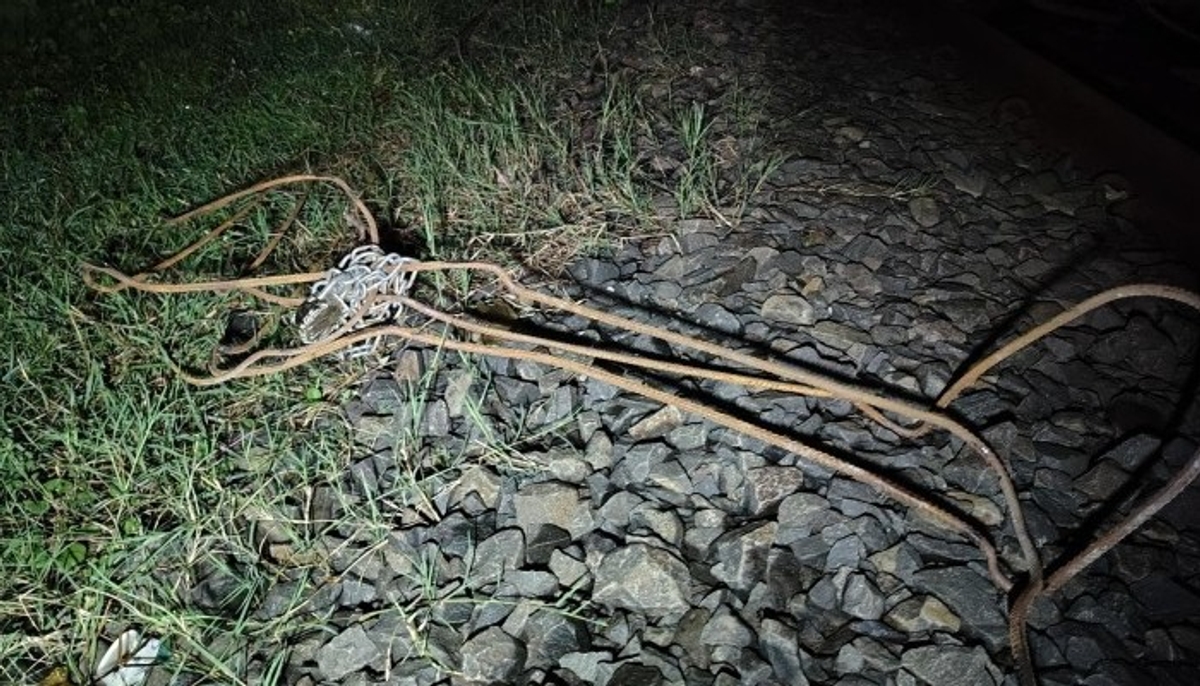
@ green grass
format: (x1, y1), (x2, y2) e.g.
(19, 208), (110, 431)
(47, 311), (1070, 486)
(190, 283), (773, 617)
(0, 1), (784, 682)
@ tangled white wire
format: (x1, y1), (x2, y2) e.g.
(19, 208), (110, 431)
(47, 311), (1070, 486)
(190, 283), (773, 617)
(296, 244), (419, 358)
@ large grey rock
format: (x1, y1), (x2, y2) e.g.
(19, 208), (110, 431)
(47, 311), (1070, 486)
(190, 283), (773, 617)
(699, 606), (754, 648)
(629, 405), (685, 440)
(571, 257), (621, 285)
(460, 626), (526, 683)
(498, 570), (560, 598)
(900, 644), (998, 686)
(1099, 433), (1162, 471)
(666, 423), (708, 450)
(448, 465), (502, 510)
(759, 617), (810, 685)
(611, 441), (671, 486)
(549, 548), (589, 588)
(841, 572), (885, 620)
(742, 466), (805, 515)
(593, 543), (692, 618)
(761, 293), (816, 326)
(1131, 572), (1200, 623)
(825, 535), (867, 572)
(337, 577), (377, 608)
(629, 504), (684, 547)
(316, 625), (381, 681)
(609, 662), (664, 686)
(469, 528), (524, 587)
(694, 302), (743, 334)
(710, 521), (778, 593)
(559, 651), (614, 683)
(598, 491), (645, 530)
(526, 523), (571, 566)
(513, 608), (589, 668)
(908, 197), (941, 227)
(911, 566), (1006, 649)
(886, 595), (962, 634)
(513, 481), (595, 539)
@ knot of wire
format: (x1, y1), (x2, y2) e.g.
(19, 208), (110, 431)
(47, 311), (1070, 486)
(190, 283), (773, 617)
(296, 244), (419, 359)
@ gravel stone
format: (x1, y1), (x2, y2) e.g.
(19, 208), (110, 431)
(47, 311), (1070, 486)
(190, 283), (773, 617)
(549, 548), (589, 588)
(1130, 572), (1200, 623)
(571, 257), (621, 285)
(609, 662), (664, 686)
(1063, 633), (1109, 671)
(777, 491), (839, 541)
(1074, 460), (1130, 500)
(526, 523), (571, 566)
(666, 423), (708, 450)
(699, 606), (754, 648)
(544, 451), (591, 484)
(742, 466), (805, 515)
(900, 644), (997, 686)
(337, 577), (377, 607)
(759, 617), (810, 685)
(694, 302), (743, 334)
(886, 595), (962, 634)
(442, 369), (473, 418)
(825, 535), (867, 571)
(253, 580), (302, 621)
(629, 405), (685, 440)
(504, 606), (588, 669)
(460, 626), (526, 683)
(316, 625), (381, 681)
(498, 570), (560, 598)
(868, 543), (923, 585)
(629, 504), (684, 546)
(449, 465), (502, 510)
(807, 571), (845, 612)
(598, 491), (645, 530)
(647, 458), (693, 496)
(842, 573), (885, 620)
(421, 624), (462, 671)
(835, 641), (865, 674)
(559, 651), (614, 683)
(908, 197), (941, 227)
(1100, 433), (1163, 471)
(585, 430), (615, 470)
(912, 567), (1007, 649)
(425, 511), (474, 558)
(513, 481), (595, 539)
(593, 543), (692, 617)
(710, 521), (778, 593)
(612, 441), (671, 487)
(761, 293), (816, 326)
(420, 399), (449, 437)
(944, 491), (1004, 528)
(493, 376), (540, 406)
